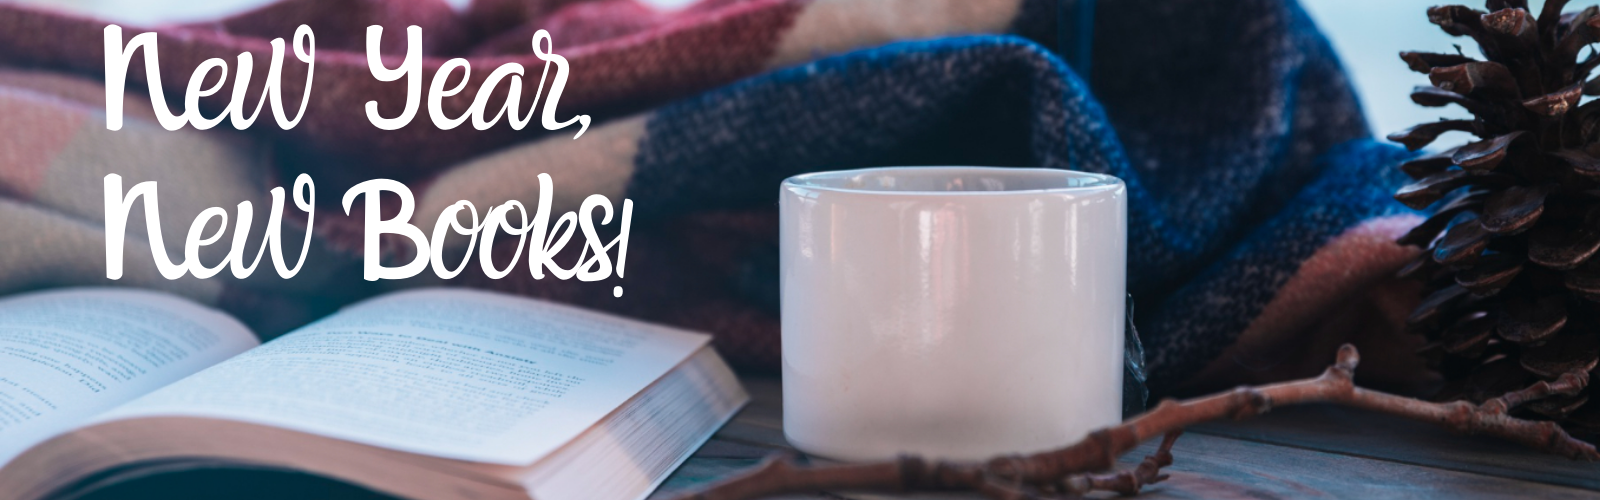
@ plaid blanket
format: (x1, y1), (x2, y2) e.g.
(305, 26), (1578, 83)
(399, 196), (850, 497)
(0, 0), (1426, 393)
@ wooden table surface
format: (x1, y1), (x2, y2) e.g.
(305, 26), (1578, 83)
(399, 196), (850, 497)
(651, 377), (1600, 500)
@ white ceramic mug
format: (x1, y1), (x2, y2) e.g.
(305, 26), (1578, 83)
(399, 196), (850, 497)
(779, 166), (1127, 462)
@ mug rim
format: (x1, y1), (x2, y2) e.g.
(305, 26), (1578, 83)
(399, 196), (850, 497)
(782, 166), (1123, 196)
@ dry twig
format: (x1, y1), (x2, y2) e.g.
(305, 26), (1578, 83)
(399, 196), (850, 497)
(668, 344), (1598, 500)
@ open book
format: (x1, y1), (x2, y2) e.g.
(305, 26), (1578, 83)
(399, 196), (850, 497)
(0, 287), (748, 500)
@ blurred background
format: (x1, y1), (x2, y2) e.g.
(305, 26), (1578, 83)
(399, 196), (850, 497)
(1302, 0), (1478, 147)
(0, 0), (1497, 395)
(0, 0), (1478, 142)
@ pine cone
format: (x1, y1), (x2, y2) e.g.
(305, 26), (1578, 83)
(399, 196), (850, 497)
(1394, 0), (1600, 440)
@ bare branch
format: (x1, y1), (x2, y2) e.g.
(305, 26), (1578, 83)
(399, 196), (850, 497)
(1483, 370), (1590, 414)
(667, 345), (1597, 500)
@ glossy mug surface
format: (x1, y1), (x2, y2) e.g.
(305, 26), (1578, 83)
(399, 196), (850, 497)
(779, 166), (1126, 462)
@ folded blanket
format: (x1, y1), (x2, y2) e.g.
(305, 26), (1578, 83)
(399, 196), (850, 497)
(0, 0), (1426, 393)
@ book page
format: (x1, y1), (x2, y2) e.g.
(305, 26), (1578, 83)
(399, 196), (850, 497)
(96, 288), (710, 465)
(0, 288), (259, 465)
